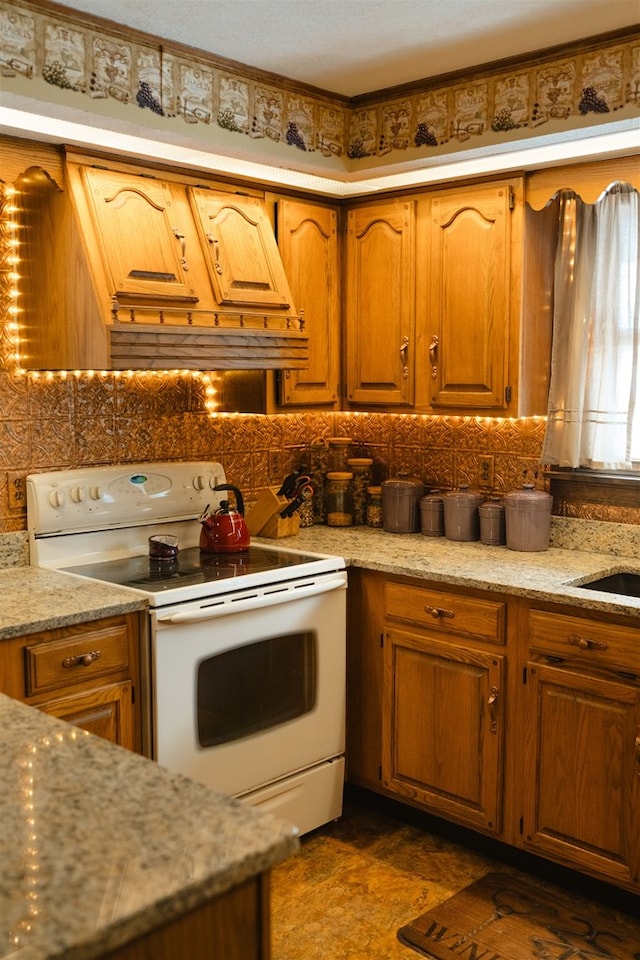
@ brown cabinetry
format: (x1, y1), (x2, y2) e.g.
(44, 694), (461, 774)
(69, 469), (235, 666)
(276, 196), (341, 406)
(0, 613), (143, 753)
(382, 580), (506, 835)
(427, 181), (517, 411)
(345, 198), (416, 406)
(189, 187), (295, 311)
(81, 166), (200, 304)
(347, 570), (508, 837)
(523, 607), (640, 889)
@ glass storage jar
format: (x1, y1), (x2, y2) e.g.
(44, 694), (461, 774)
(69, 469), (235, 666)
(325, 472), (354, 527)
(366, 486), (383, 528)
(347, 457), (373, 525)
(327, 437), (352, 472)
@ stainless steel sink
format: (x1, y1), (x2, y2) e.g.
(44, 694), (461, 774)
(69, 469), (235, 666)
(573, 571), (640, 598)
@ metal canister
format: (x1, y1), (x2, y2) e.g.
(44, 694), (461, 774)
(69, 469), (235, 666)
(443, 485), (483, 541)
(504, 483), (553, 551)
(478, 497), (506, 545)
(419, 490), (444, 537)
(382, 474), (425, 533)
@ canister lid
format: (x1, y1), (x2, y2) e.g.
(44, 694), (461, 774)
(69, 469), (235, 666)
(327, 437), (352, 446)
(367, 485), (382, 495)
(383, 474), (425, 496)
(326, 471), (353, 481)
(444, 484), (483, 503)
(504, 483), (552, 507)
(347, 457), (373, 469)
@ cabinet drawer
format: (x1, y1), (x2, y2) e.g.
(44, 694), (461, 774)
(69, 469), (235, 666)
(529, 609), (638, 675)
(385, 581), (505, 644)
(25, 621), (130, 697)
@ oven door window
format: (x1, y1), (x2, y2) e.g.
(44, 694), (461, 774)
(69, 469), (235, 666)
(197, 631), (317, 747)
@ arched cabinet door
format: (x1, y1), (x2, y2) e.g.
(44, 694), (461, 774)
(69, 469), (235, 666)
(189, 188), (295, 312)
(428, 181), (516, 410)
(345, 198), (416, 407)
(81, 166), (199, 302)
(277, 197), (340, 406)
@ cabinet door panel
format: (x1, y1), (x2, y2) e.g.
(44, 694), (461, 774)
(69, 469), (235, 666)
(383, 629), (504, 834)
(429, 184), (511, 409)
(190, 189), (293, 310)
(346, 200), (415, 406)
(40, 681), (135, 751)
(277, 198), (340, 405)
(523, 663), (640, 885)
(81, 168), (197, 302)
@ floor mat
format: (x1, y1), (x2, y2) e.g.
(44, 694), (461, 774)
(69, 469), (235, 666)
(397, 870), (640, 960)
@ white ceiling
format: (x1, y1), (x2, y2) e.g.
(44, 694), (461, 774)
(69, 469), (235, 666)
(55, 0), (639, 97)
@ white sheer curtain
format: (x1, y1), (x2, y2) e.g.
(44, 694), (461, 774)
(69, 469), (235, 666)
(541, 183), (640, 470)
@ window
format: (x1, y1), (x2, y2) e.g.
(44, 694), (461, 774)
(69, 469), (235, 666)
(541, 183), (639, 471)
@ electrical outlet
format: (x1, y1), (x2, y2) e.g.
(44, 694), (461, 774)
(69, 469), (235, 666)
(478, 457), (494, 488)
(7, 472), (26, 510)
(268, 450), (283, 483)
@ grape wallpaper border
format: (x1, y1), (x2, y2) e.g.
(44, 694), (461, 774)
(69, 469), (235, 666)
(0, 0), (638, 172)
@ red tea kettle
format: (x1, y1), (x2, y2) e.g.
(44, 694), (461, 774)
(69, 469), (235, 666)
(199, 484), (250, 553)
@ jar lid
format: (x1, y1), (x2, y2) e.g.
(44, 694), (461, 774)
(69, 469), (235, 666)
(421, 490), (444, 503)
(326, 471), (353, 481)
(478, 499), (504, 514)
(327, 437), (352, 446)
(347, 457), (373, 468)
(444, 484), (483, 502)
(504, 483), (552, 505)
(367, 485), (382, 494)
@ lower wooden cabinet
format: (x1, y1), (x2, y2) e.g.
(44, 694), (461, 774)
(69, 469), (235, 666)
(523, 608), (640, 889)
(101, 874), (271, 960)
(346, 569), (640, 893)
(348, 570), (509, 837)
(383, 628), (504, 835)
(1, 612), (143, 754)
(37, 681), (135, 749)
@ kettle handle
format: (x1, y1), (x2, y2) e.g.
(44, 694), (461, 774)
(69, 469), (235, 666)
(213, 484), (245, 516)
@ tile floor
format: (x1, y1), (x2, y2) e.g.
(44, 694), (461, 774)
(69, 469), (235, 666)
(270, 787), (640, 960)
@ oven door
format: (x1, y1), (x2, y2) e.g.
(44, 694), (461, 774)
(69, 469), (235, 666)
(149, 573), (346, 800)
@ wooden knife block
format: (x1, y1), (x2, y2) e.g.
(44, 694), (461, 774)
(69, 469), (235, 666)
(245, 487), (300, 538)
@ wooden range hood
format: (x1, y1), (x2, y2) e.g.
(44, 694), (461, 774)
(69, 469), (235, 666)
(17, 151), (308, 372)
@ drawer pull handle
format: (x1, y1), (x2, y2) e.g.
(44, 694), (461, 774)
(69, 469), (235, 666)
(424, 605), (455, 620)
(488, 685), (499, 734)
(62, 650), (102, 668)
(567, 634), (607, 652)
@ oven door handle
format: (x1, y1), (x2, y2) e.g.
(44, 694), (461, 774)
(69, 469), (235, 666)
(155, 575), (347, 623)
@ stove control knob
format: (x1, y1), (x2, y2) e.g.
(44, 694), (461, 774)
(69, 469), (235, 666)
(89, 486), (104, 501)
(70, 485), (86, 504)
(49, 488), (66, 508)
(192, 475), (206, 491)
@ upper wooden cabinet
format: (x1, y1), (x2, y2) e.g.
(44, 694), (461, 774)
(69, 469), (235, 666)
(81, 167), (199, 304)
(189, 188), (295, 311)
(345, 199), (416, 406)
(344, 177), (551, 416)
(15, 151), (308, 372)
(427, 181), (515, 411)
(276, 197), (341, 406)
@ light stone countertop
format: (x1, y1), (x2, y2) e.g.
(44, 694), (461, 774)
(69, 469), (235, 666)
(0, 694), (298, 960)
(259, 520), (640, 618)
(0, 566), (147, 640)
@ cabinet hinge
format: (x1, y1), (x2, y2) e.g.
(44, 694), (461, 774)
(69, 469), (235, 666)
(131, 685), (136, 704)
(522, 666), (527, 684)
(519, 816), (524, 834)
(378, 765), (383, 781)
(508, 186), (515, 210)
(380, 632), (384, 648)
(505, 385), (512, 404)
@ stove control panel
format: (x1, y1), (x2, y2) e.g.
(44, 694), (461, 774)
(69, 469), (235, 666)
(27, 461), (227, 536)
